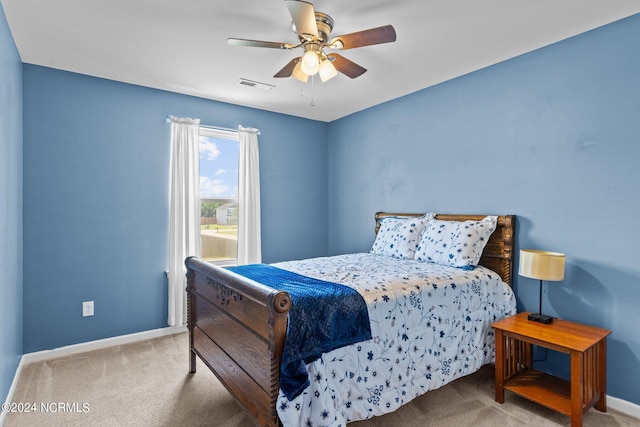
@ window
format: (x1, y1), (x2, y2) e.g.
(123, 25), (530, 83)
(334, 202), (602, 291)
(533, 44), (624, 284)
(199, 127), (239, 265)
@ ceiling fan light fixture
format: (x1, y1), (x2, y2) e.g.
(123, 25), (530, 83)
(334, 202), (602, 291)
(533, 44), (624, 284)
(292, 60), (309, 82)
(301, 50), (320, 75)
(318, 58), (337, 82)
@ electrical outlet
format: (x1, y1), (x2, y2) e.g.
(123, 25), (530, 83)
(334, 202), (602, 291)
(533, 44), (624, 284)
(82, 301), (94, 317)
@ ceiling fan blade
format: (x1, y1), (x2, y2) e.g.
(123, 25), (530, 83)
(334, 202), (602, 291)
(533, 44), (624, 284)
(285, 0), (318, 40)
(228, 38), (294, 49)
(274, 57), (301, 78)
(329, 25), (396, 50)
(327, 53), (367, 79)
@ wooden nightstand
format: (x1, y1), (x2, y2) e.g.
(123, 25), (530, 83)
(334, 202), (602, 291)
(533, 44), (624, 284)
(492, 312), (611, 427)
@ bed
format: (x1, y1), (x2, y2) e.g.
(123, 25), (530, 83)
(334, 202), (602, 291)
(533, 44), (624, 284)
(186, 213), (516, 426)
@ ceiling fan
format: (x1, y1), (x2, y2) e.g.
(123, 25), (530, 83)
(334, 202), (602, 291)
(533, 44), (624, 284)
(228, 0), (396, 83)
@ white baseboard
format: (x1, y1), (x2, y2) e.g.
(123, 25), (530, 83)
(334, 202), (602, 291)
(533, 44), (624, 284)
(608, 394), (640, 419)
(21, 326), (187, 364)
(0, 357), (25, 427)
(2, 326), (186, 426)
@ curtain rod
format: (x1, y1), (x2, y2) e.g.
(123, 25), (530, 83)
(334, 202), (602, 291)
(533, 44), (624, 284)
(165, 117), (260, 135)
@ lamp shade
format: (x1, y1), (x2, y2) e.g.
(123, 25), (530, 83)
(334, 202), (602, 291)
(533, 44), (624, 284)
(519, 249), (565, 281)
(318, 59), (338, 82)
(292, 61), (308, 83)
(301, 50), (320, 75)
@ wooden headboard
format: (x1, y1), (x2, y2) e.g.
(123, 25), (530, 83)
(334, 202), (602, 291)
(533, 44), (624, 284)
(375, 212), (516, 285)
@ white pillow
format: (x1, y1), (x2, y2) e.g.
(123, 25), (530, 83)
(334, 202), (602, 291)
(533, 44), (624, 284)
(370, 213), (436, 260)
(414, 216), (498, 269)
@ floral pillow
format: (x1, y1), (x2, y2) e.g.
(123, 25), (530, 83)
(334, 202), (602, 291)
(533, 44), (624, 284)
(370, 213), (436, 260)
(414, 216), (498, 269)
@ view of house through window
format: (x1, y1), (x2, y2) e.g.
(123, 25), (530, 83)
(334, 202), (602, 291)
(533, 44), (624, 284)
(199, 127), (239, 265)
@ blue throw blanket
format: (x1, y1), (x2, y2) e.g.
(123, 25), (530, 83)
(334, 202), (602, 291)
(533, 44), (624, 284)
(227, 264), (372, 400)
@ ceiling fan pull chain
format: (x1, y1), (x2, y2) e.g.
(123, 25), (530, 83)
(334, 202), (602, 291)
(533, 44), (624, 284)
(311, 75), (316, 106)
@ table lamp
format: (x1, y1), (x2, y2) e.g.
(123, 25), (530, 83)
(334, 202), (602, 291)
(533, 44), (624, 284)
(519, 249), (566, 324)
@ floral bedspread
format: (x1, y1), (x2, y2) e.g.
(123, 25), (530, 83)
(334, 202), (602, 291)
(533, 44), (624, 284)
(272, 253), (516, 427)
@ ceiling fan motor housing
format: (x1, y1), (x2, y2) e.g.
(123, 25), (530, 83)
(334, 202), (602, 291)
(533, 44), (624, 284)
(314, 12), (334, 42)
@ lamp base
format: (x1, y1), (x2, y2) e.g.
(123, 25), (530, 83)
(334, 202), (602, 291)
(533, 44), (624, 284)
(528, 312), (554, 324)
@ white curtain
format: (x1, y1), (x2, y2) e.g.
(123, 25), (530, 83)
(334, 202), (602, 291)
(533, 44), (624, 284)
(167, 116), (201, 327)
(237, 126), (262, 265)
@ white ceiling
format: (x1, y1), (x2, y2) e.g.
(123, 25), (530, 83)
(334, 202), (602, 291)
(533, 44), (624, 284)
(2, 0), (639, 122)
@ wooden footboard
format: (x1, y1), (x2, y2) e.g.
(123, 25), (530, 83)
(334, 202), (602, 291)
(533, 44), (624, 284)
(185, 256), (291, 427)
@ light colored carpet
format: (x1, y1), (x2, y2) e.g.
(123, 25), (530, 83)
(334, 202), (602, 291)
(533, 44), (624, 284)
(4, 332), (637, 427)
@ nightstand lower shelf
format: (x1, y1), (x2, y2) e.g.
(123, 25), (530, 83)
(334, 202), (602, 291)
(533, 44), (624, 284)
(504, 369), (572, 415)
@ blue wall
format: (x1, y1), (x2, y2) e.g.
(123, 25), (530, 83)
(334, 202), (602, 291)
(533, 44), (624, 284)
(22, 65), (328, 353)
(0, 3), (23, 405)
(328, 14), (640, 405)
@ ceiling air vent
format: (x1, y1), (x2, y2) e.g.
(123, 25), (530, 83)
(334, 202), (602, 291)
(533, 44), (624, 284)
(236, 78), (275, 90)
